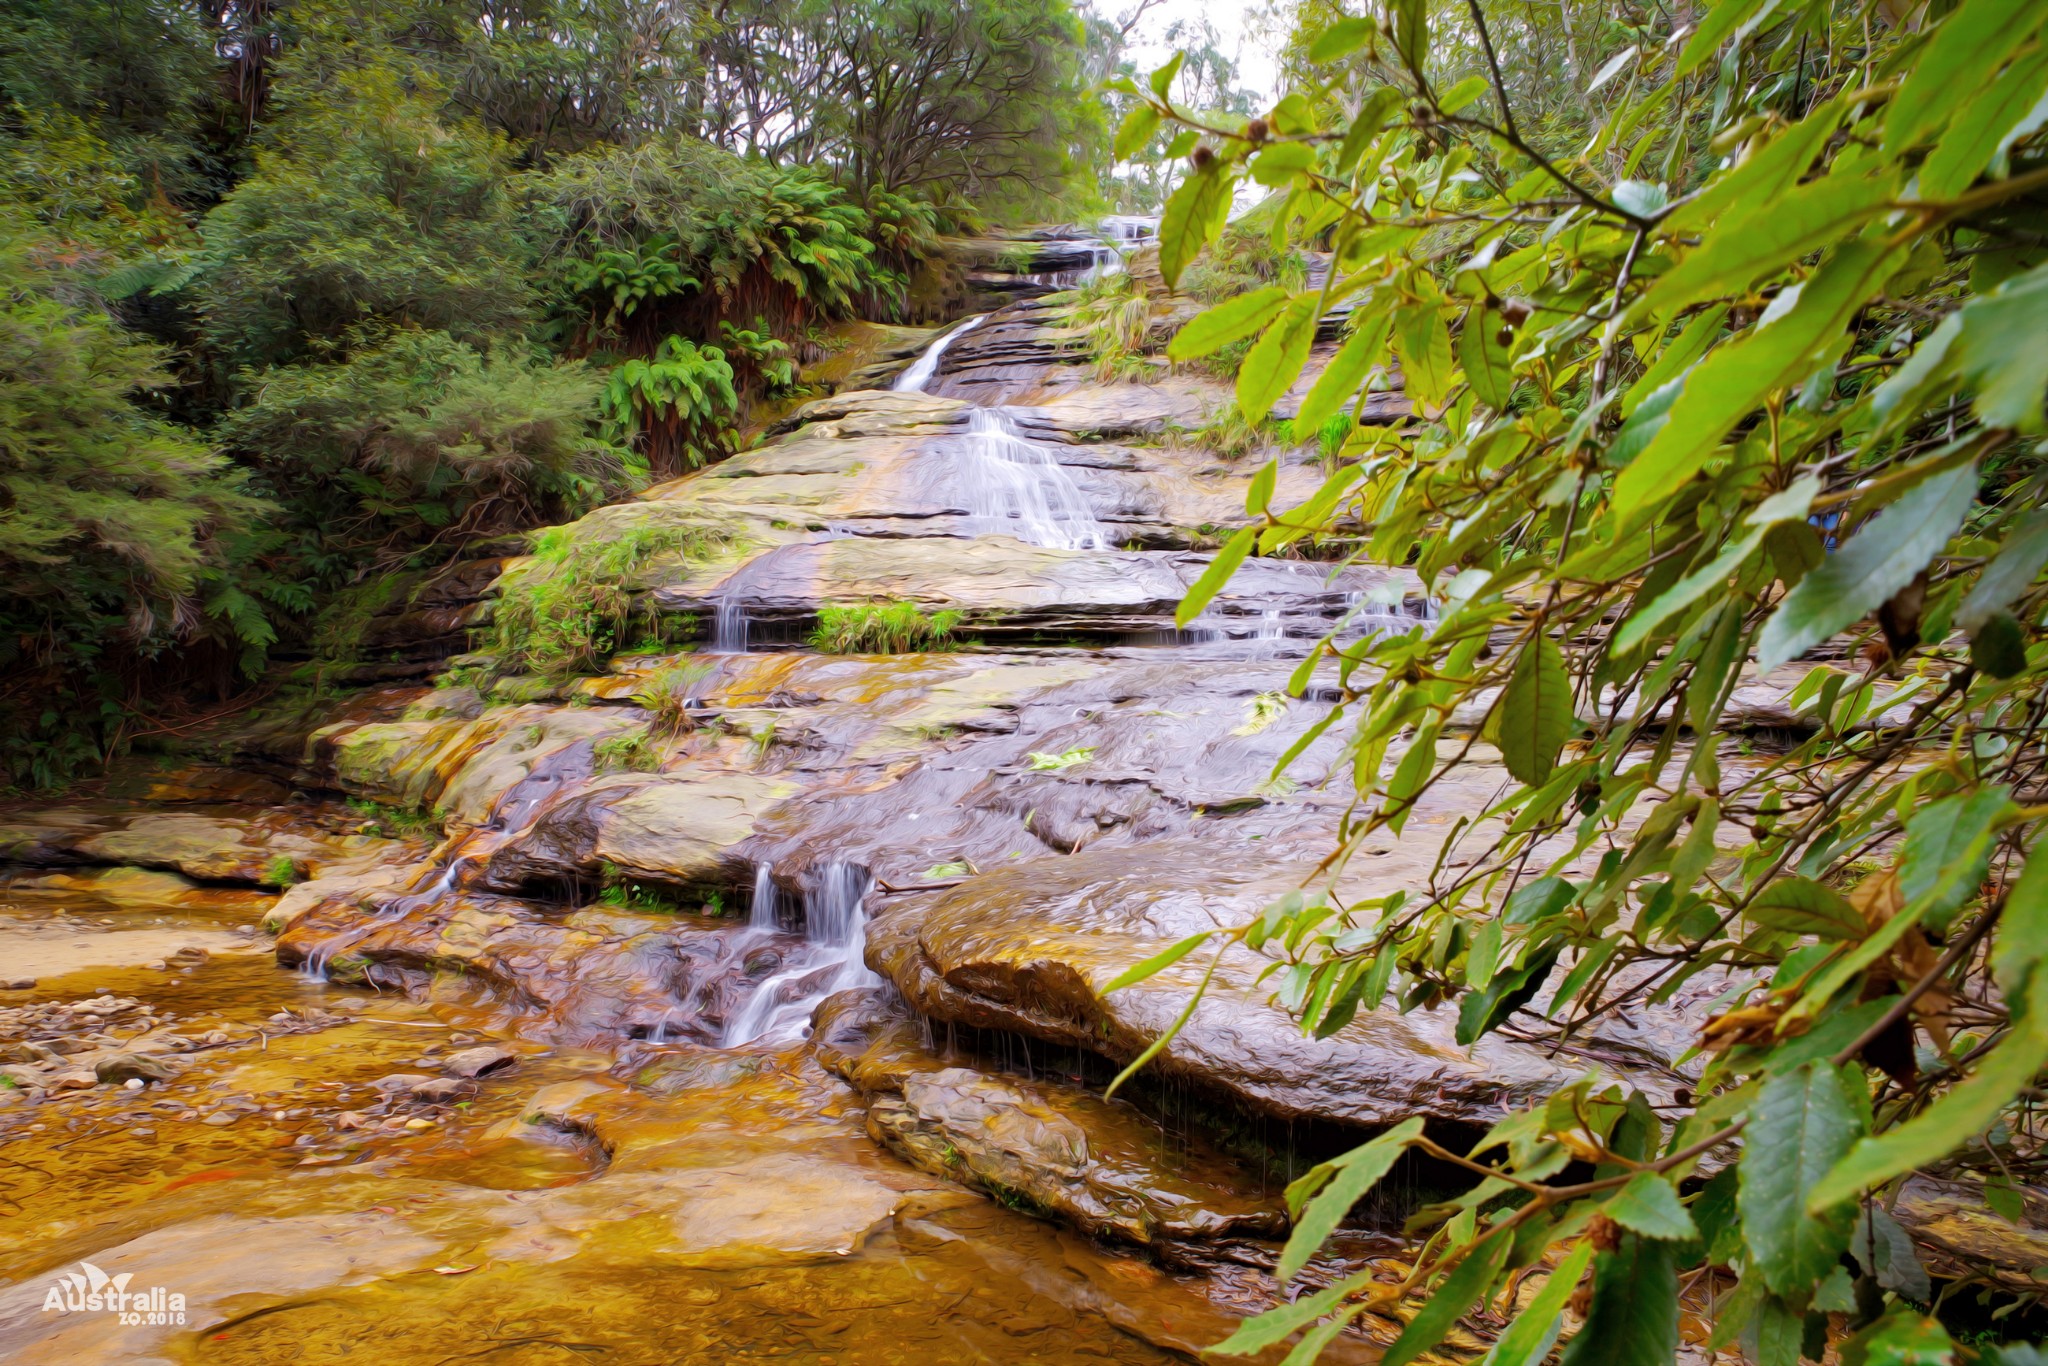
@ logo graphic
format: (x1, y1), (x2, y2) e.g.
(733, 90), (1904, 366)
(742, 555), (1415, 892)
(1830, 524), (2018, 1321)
(40, 1262), (186, 1326)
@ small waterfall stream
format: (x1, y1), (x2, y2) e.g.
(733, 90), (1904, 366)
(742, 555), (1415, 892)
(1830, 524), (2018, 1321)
(894, 314), (985, 393)
(958, 408), (1108, 550)
(723, 862), (879, 1047)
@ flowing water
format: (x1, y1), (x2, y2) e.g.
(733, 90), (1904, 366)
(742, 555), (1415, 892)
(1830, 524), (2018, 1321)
(0, 220), (1422, 1364)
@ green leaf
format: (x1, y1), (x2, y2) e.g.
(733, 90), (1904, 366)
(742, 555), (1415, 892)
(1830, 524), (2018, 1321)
(1148, 51), (1186, 99)
(1394, 304), (1454, 408)
(1757, 460), (1979, 669)
(1251, 142), (1317, 186)
(1457, 305), (1515, 409)
(1158, 164), (1232, 289)
(1740, 1061), (1862, 1293)
(1497, 633), (1574, 786)
(1168, 287), (1292, 360)
(1613, 238), (1904, 529)
(1667, 98), (1850, 234)
(1178, 525), (1257, 627)
(1557, 1233), (1679, 1366)
(1246, 459), (1277, 516)
(1676, 0), (1772, 74)
(1883, 0), (2048, 154)
(1309, 15), (1378, 63)
(1644, 173), (1895, 321)
(1238, 296), (1322, 424)
(1456, 945), (1561, 1045)
(1381, 1231), (1511, 1366)
(1841, 1310), (1959, 1366)
(1899, 787), (2014, 928)
(1478, 1241), (1594, 1366)
(1114, 103), (1162, 161)
(1277, 1118), (1426, 1280)
(1620, 306), (1729, 415)
(1814, 973), (2048, 1211)
(1990, 836), (2048, 995)
(1605, 1172), (1699, 1241)
(1294, 310), (1393, 433)
(1211, 1269), (1376, 1356)
(1958, 508), (2048, 631)
(1101, 930), (1212, 992)
(1952, 262), (2048, 431)
(1748, 877), (1868, 940)
(1918, 46), (2048, 200)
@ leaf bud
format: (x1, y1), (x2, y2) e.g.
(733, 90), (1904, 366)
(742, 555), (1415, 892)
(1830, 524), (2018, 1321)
(1191, 143), (1216, 170)
(1246, 118), (1269, 144)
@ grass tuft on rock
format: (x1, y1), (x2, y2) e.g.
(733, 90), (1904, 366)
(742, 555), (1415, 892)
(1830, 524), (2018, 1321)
(489, 521), (729, 677)
(810, 601), (963, 654)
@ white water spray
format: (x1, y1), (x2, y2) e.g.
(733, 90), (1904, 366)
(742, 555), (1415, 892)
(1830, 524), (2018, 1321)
(894, 315), (986, 393)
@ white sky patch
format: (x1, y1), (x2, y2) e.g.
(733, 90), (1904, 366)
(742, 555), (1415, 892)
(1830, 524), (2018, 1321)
(1116, 0), (1286, 110)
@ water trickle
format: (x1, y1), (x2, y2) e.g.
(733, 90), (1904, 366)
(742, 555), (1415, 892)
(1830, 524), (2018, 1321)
(722, 861), (879, 1047)
(749, 861), (783, 931)
(712, 588), (750, 653)
(957, 408), (1108, 550)
(894, 314), (986, 393)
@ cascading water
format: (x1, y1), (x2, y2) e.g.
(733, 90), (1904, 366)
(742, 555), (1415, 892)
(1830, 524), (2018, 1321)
(894, 314), (985, 393)
(958, 408), (1108, 551)
(722, 862), (879, 1047)
(712, 588), (750, 653)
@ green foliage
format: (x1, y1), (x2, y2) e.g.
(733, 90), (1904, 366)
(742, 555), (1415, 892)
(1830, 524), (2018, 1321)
(1026, 746), (1093, 772)
(199, 63), (536, 369)
(630, 659), (712, 737)
(592, 727), (661, 773)
(1115, 1), (2048, 1359)
(346, 797), (444, 839)
(1060, 269), (1155, 381)
(596, 335), (737, 475)
(490, 519), (729, 676)
(0, 208), (268, 789)
(261, 855), (302, 888)
(226, 327), (631, 560)
(809, 601), (964, 654)
(594, 862), (683, 914)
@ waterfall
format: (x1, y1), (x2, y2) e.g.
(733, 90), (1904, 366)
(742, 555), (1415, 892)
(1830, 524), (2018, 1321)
(749, 861), (782, 931)
(721, 862), (879, 1046)
(957, 408), (1108, 551)
(711, 589), (749, 653)
(894, 314), (986, 393)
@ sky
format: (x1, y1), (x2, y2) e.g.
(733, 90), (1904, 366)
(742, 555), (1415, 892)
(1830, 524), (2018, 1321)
(1114, 0), (1285, 109)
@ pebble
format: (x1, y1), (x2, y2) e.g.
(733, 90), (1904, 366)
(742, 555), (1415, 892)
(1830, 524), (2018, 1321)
(403, 1117), (434, 1131)
(441, 1045), (516, 1079)
(203, 1112), (236, 1126)
(124, 1078), (145, 1091)
(3, 978), (34, 991)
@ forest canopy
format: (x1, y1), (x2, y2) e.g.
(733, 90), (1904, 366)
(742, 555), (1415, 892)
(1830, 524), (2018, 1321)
(0, 0), (1117, 788)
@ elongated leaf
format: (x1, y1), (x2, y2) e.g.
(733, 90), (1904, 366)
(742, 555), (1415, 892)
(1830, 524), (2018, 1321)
(1812, 974), (2048, 1211)
(1605, 1172), (1699, 1241)
(1101, 930), (1211, 992)
(1394, 304), (1454, 408)
(1278, 1118), (1426, 1280)
(1614, 239), (1904, 528)
(1557, 1234), (1679, 1366)
(1497, 633), (1574, 787)
(1239, 296), (1322, 424)
(1211, 1269), (1377, 1356)
(1883, 0), (2047, 153)
(1958, 508), (2048, 630)
(1919, 47), (2048, 200)
(1457, 945), (1561, 1044)
(1114, 103), (1162, 161)
(1644, 173), (1894, 321)
(1251, 142), (1317, 186)
(1676, 0), (1771, 74)
(1381, 1232), (1511, 1366)
(1479, 1241), (1594, 1366)
(1620, 305), (1729, 415)
(1159, 164), (1232, 288)
(1294, 310), (1393, 433)
(1758, 461), (1979, 669)
(1899, 787), (2014, 927)
(1309, 15), (1378, 63)
(1952, 262), (2048, 432)
(1740, 1062), (1862, 1292)
(1990, 837), (2048, 994)
(1245, 459), (1277, 516)
(1667, 98), (1850, 234)
(1169, 287), (1290, 360)
(1177, 526), (1256, 627)
(1749, 877), (1867, 940)
(1457, 305), (1515, 408)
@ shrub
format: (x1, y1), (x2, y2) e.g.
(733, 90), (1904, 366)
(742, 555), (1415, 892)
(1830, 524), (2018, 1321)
(592, 727), (660, 773)
(630, 659), (713, 737)
(595, 335), (736, 475)
(810, 601), (963, 654)
(489, 520), (728, 676)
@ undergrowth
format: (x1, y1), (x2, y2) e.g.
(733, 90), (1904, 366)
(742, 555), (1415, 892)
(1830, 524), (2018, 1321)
(1058, 270), (1154, 382)
(593, 727), (662, 773)
(810, 601), (963, 654)
(489, 521), (730, 676)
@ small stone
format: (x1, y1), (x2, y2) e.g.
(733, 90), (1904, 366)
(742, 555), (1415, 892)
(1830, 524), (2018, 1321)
(370, 1072), (436, 1092)
(123, 1078), (145, 1091)
(335, 1112), (369, 1131)
(403, 1117), (434, 1131)
(409, 1077), (471, 1104)
(202, 1112), (237, 1126)
(441, 1046), (516, 1079)
(2, 978), (33, 991)
(95, 1053), (177, 1085)
(47, 1071), (98, 1091)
